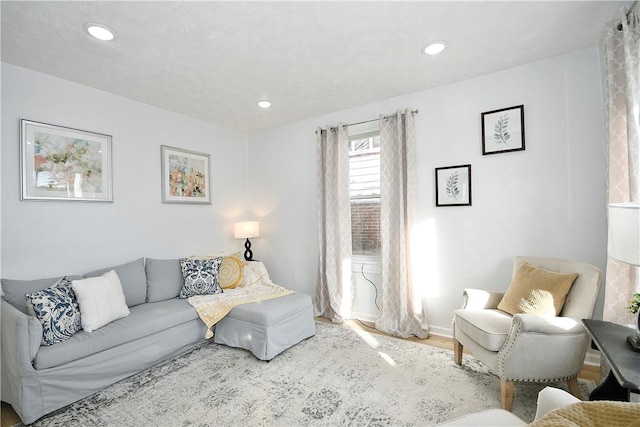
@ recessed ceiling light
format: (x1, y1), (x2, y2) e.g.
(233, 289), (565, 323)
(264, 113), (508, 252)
(86, 24), (115, 41)
(422, 41), (447, 55)
(257, 100), (272, 109)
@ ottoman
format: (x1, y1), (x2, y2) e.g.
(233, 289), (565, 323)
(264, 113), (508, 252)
(213, 292), (316, 360)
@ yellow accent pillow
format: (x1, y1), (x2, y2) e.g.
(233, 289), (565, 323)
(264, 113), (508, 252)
(497, 262), (578, 317)
(217, 253), (246, 289)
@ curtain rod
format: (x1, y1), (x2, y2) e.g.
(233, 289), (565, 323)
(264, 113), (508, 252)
(618, 0), (638, 30)
(347, 109), (419, 128)
(316, 109), (419, 134)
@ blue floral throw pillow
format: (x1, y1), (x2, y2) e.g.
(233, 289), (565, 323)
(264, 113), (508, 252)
(178, 257), (224, 298)
(25, 276), (82, 346)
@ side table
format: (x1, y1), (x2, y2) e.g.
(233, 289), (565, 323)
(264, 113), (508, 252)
(582, 319), (640, 401)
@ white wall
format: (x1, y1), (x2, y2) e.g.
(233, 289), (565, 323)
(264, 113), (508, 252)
(1, 64), (248, 279)
(248, 48), (607, 335)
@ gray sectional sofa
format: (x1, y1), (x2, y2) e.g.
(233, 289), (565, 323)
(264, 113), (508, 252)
(1, 257), (315, 425)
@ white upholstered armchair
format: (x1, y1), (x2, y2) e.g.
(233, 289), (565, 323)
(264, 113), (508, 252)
(452, 256), (602, 411)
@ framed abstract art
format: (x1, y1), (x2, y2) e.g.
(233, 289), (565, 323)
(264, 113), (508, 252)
(20, 119), (113, 201)
(161, 145), (211, 204)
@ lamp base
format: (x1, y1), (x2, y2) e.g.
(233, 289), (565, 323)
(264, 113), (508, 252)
(628, 335), (640, 352)
(243, 238), (254, 262)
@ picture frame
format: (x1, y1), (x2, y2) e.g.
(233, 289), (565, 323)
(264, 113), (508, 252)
(481, 105), (525, 155)
(161, 145), (211, 204)
(435, 164), (472, 207)
(20, 119), (113, 201)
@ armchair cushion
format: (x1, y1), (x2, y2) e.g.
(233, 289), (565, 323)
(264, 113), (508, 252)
(497, 262), (578, 317)
(454, 309), (513, 351)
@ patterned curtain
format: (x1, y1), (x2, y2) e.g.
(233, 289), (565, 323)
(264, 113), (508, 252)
(314, 125), (353, 323)
(376, 110), (429, 338)
(603, 8), (640, 324)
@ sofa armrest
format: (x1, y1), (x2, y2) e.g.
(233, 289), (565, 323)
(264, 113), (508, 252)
(461, 288), (505, 310)
(1, 298), (41, 402)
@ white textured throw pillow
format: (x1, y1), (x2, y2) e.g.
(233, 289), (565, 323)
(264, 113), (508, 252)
(71, 270), (130, 332)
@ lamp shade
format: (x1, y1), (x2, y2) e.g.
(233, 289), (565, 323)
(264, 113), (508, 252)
(608, 202), (640, 267)
(234, 221), (260, 239)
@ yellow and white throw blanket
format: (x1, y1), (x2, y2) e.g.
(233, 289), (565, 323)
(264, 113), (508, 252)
(188, 261), (294, 339)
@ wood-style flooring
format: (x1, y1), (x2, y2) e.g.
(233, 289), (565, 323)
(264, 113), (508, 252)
(0, 317), (601, 427)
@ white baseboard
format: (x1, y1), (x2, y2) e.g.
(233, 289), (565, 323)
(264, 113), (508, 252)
(350, 311), (377, 323)
(584, 348), (601, 366)
(428, 325), (453, 338)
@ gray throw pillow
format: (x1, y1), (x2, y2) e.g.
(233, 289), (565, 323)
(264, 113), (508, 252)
(145, 258), (184, 303)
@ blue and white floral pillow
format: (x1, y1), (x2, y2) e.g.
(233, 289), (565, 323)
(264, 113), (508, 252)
(178, 257), (223, 298)
(25, 276), (82, 346)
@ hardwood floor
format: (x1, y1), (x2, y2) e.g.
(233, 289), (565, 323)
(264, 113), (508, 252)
(0, 317), (601, 427)
(1, 402), (20, 427)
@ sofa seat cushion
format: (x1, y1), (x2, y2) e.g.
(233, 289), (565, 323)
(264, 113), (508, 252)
(454, 309), (513, 351)
(34, 299), (198, 369)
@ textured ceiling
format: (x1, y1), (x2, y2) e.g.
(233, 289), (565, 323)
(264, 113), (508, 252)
(1, 1), (630, 134)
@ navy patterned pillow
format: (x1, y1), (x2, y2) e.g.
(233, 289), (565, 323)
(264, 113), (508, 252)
(25, 276), (82, 346)
(178, 257), (224, 298)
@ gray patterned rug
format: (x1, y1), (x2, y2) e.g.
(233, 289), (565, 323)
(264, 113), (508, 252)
(32, 321), (594, 426)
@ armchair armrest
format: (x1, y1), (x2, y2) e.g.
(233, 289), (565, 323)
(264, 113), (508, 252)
(512, 314), (585, 335)
(498, 314), (589, 381)
(461, 288), (505, 310)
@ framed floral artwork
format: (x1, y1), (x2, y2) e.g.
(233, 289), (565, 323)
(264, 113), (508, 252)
(435, 164), (471, 207)
(20, 119), (113, 201)
(161, 145), (211, 204)
(481, 105), (525, 155)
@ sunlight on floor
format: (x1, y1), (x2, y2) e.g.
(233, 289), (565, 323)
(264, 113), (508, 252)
(344, 319), (398, 366)
(351, 323), (380, 349)
(377, 351), (397, 366)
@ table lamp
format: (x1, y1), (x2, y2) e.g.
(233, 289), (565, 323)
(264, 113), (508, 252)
(608, 202), (640, 351)
(234, 221), (260, 261)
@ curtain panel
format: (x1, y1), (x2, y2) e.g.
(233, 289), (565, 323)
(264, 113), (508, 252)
(603, 8), (640, 324)
(314, 125), (353, 323)
(376, 110), (429, 339)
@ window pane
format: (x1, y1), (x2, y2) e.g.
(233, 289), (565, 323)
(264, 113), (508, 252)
(351, 200), (380, 255)
(349, 133), (381, 255)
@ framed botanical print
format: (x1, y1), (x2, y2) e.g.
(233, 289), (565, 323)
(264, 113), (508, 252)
(481, 105), (525, 155)
(435, 164), (472, 207)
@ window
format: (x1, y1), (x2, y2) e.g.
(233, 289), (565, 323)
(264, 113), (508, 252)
(349, 133), (380, 255)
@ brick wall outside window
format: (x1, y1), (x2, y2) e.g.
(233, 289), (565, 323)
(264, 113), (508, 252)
(351, 200), (380, 254)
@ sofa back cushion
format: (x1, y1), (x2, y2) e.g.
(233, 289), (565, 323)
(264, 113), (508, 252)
(1, 275), (82, 314)
(145, 258), (184, 302)
(83, 258), (147, 307)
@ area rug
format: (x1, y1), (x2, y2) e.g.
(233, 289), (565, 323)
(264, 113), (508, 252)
(31, 321), (594, 426)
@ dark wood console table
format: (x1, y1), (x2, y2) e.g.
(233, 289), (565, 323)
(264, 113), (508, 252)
(582, 319), (640, 401)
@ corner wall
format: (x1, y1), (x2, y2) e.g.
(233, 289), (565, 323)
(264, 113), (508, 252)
(247, 48), (607, 334)
(1, 63), (249, 279)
